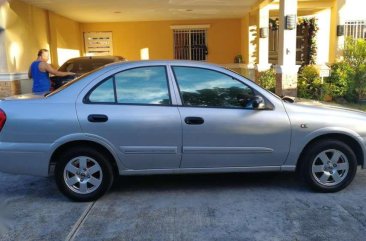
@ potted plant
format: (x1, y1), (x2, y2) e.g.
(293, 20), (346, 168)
(234, 54), (243, 63)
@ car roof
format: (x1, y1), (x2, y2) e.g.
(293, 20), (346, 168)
(103, 60), (225, 70)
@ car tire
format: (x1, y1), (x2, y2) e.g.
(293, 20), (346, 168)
(299, 139), (357, 192)
(55, 146), (114, 202)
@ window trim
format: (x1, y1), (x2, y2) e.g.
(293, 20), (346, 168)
(170, 25), (210, 30)
(171, 65), (270, 110)
(83, 66), (173, 106)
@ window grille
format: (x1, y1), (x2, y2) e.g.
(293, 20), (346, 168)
(84, 32), (113, 56)
(345, 20), (366, 39)
(173, 29), (208, 61)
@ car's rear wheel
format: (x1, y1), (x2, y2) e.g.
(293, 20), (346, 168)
(299, 139), (357, 192)
(55, 146), (114, 202)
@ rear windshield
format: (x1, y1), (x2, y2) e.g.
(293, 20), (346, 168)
(59, 59), (116, 74)
(45, 68), (100, 97)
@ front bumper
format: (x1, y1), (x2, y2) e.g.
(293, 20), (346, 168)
(361, 136), (366, 169)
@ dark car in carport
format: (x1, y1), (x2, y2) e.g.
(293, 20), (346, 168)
(51, 56), (125, 90)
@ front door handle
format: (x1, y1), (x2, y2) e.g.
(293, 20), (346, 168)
(184, 117), (204, 125)
(88, 114), (108, 123)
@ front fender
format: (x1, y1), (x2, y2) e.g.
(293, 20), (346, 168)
(283, 127), (366, 168)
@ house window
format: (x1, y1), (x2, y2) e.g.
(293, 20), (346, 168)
(172, 27), (208, 61)
(84, 32), (113, 56)
(345, 20), (366, 39)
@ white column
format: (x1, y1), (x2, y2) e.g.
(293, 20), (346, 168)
(256, 6), (271, 73)
(276, 0), (299, 97)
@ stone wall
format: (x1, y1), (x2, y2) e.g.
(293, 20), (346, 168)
(0, 80), (21, 98)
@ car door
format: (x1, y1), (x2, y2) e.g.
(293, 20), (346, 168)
(171, 65), (291, 168)
(76, 65), (182, 170)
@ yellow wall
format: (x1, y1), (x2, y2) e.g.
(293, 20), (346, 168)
(81, 19), (242, 64)
(48, 11), (82, 67)
(1, 1), (242, 71)
(0, 0), (50, 72)
(0, 0), (82, 72)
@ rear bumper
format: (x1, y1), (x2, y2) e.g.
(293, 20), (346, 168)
(0, 142), (50, 177)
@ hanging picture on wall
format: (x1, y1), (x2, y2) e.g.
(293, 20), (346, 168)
(84, 32), (113, 56)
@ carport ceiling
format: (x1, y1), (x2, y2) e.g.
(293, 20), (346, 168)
(22, 0), (258, 22)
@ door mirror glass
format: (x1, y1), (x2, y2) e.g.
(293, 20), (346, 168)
(251, 95), (265, 109)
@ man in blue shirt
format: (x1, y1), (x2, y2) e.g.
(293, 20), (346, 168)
(28, 49), (75, 93)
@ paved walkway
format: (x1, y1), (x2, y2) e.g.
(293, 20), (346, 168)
(1, 170), (366, 241)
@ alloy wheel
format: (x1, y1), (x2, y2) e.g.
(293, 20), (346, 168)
(63, 156), (103, 194)
(311, 149), (349, 186)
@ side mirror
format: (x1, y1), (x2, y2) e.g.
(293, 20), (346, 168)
(251, 95), (265, 109)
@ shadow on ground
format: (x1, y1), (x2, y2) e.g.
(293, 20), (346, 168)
(112, 172), (303, 193)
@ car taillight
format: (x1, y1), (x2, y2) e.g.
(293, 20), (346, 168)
(0, 109), (6, 132)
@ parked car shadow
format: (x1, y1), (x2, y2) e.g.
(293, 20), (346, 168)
(110, 172), (308, 194)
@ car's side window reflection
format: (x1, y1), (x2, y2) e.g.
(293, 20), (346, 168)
(88, 77), (115, 103)
(172, 66), (255, 108)
(87, 66), (171, 105)
(115, 67), (170, 105)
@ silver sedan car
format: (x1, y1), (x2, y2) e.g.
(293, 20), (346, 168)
(0, 61), (365, 201)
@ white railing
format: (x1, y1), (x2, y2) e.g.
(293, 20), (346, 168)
(173, 29), (207, 61)
(345, 20), (366, 39)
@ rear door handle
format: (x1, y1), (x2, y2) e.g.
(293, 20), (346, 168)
(88, 114), (108, 123)
(184, 117), (204, 125)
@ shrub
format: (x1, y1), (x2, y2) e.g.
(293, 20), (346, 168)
(297, 65), (323, 100)
(319, 38), (366, 102)
(258, 68), (276, 93)
(325, 61), (352, 99)
(343, 38), (366, 101)
(344, 38), (366, 68)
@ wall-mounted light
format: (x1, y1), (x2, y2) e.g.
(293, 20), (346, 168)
(285, 15), (296, 30)
(337, 25), (344, 36)
(259, 27), (269, 38)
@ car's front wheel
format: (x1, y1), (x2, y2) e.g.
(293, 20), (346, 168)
(55, 146), (114, 202)
(299, 139), (357, 192)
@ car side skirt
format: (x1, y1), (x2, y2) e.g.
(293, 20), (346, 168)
(118, 165), (296, 176)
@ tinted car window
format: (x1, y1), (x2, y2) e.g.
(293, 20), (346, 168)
(172, 66), (255, 108)
(59, 59), (116, 74)
(115, 67), (170, 105)
(88, 77), (115, 103)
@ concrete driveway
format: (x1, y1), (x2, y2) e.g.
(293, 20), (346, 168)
(1, 170), (366, 241)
